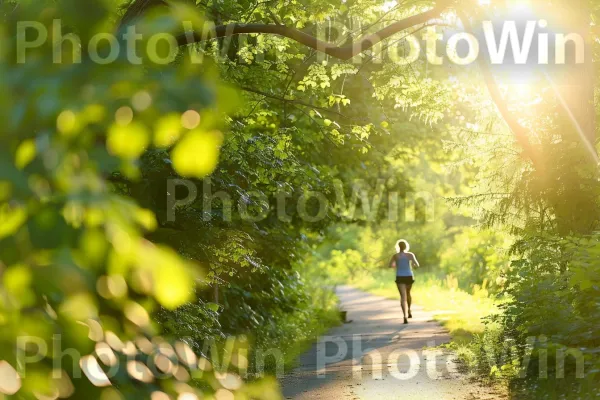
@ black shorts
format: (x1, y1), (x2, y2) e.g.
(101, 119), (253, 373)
(395, 276), (415, 285)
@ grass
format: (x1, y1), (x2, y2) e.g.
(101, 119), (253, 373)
(251, 289), (342, 375)
(280, 307), (342, 370)
(346, 269), (499, 344)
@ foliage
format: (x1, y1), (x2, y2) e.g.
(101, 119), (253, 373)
(464, 234), (600, 398)
(0, 1), (278, 398)
(439, 227), (512, 293)
(2, 0), (600, 399)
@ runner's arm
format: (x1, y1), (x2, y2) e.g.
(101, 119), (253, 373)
(389, 254), (396, 268)
(411, 253), (420, 268)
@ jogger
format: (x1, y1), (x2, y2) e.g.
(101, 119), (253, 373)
(389, 239), (420, 324)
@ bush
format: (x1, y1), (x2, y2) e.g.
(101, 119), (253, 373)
(461, 234), (600, 398)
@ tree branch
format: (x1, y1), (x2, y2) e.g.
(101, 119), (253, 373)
(175, 5), (447, 60)
(121, 0), (540, 165)
(121, 0), (450, 60)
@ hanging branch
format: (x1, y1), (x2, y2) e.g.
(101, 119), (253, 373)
(121, 0), (451, 61)
(178, 9), (446, 60)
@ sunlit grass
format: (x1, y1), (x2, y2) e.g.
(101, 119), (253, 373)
(346, 269), (500, 344)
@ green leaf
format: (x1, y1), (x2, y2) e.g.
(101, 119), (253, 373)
(154, 114), (183, 148)
(171, 129), (223, 178)
(15, 139), (36, 170)
(107, 122), (149, 159)
(153, 254), (194, 310)
(0, 204), (27, 240)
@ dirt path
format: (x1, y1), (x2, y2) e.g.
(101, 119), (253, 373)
(280, 286), (505, 400)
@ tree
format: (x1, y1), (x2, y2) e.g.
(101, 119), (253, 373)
(1, 0), (598, 398)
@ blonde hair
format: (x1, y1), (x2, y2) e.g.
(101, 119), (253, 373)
(395, 239), (410, 253)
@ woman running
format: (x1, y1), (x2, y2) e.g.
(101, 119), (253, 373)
(389, 239), (420, 324)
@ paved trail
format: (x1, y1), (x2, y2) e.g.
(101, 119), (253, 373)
(280, 286), (505, 400)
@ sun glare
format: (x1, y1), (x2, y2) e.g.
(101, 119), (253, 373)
(506, 0), (533, 11)
(513, 84), (532, 97)
(381, 1), (398, 12)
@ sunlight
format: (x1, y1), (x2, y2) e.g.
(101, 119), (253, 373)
(545, 72), (600, 164)
(381, 0), (398, 12)
(513, 83), (532, 98)
(479, 0), (532, 8)
(441, 10), (458, 26)
(506, 0), (533, 11)
(503, 69), (537, 96)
